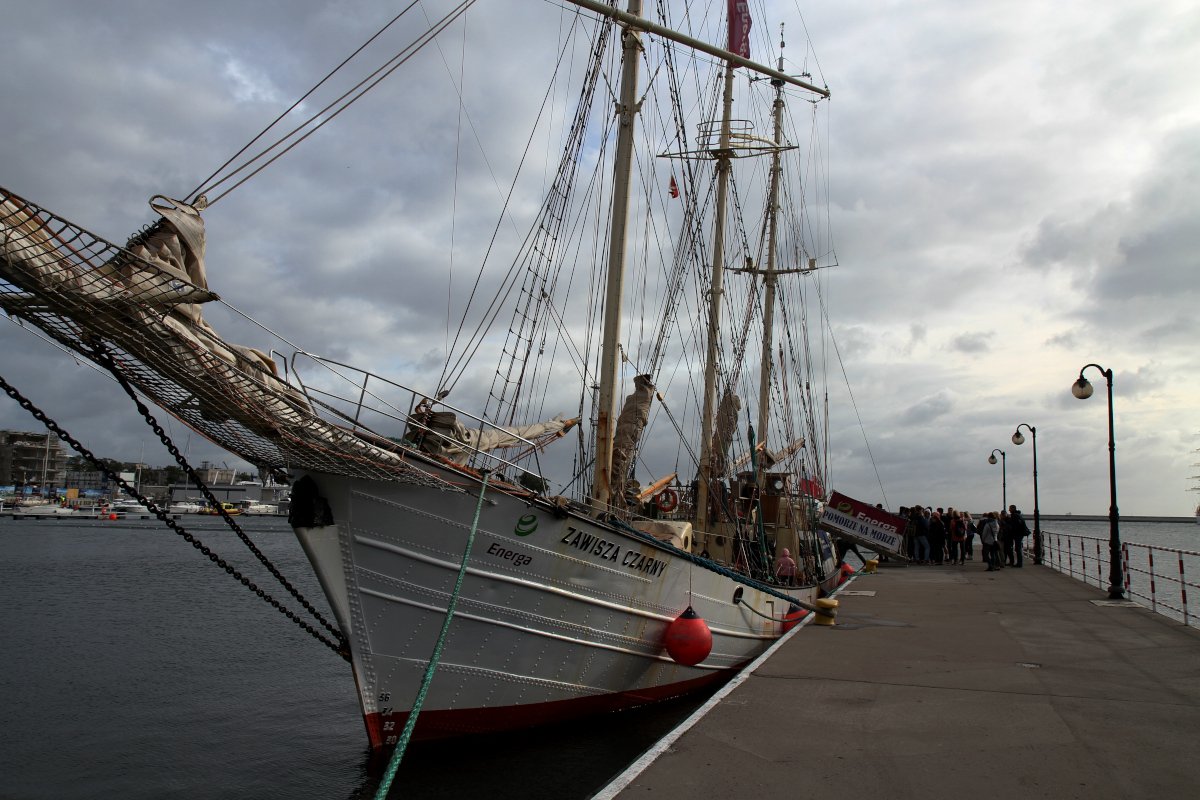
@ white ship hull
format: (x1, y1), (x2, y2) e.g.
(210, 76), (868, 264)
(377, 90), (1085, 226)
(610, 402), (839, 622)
(293, 467), (838, 746)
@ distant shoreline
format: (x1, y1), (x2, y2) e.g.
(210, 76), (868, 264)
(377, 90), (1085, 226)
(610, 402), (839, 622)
(1033, 514), (1194, 524)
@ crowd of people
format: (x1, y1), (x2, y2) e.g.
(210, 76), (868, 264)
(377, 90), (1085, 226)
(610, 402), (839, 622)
(898, 504), (1032, 570)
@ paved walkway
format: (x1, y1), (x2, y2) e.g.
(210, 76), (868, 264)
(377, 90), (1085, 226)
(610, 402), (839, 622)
(601, 560), (1200, 799)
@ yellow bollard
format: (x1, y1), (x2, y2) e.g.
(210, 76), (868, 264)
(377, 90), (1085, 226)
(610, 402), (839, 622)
(813, 597), (839, 626)
(863, 558), (879, 574)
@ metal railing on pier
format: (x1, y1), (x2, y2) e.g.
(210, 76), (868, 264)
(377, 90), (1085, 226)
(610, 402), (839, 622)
(1040, 531), (1200, 628)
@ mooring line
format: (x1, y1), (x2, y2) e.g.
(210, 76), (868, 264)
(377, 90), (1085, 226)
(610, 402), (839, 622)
(374, 469), (493, 799)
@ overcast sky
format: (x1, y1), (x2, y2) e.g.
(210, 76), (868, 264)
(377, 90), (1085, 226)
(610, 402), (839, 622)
(1, 0), (1197, 516)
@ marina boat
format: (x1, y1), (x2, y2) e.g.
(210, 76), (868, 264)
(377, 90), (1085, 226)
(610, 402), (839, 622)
(200, 502), (243, 516)
(107, 499), (153, 517)
(235, 500), (280, 516)
(12, 504), (78, 519)
(0, 1), (845, 748)
(167, 499), (205, 515)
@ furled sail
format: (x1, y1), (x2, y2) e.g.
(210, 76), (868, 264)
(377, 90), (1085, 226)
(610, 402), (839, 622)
(121, 198), (299, 407)
(119, 195), (218, 306)
(609, 373), (655, 506)
(710, 388), (741, 479)
(416, 411), (576, 465)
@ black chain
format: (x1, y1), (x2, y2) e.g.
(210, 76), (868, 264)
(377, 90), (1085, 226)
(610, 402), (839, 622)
(0, 372), (350, 661)
(87, 347), (347, 647)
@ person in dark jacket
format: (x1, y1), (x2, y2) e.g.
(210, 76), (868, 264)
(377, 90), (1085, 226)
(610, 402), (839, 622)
(910, 506), (930, 563)
(928, 510), (946, 565)
(999, 509), (1014, 565)
(1009, 505), (1031, 567)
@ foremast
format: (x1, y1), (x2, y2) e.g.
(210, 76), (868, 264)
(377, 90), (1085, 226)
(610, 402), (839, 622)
(591, 0), (644, 511)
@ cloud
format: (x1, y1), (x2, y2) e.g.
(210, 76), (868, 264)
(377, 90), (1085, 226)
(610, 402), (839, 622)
(947, 331), (991, 354)
(1, 0), (1197, 517)
(898, 391), (955, 427)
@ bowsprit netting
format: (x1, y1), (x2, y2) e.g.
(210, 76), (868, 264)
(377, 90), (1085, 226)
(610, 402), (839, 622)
(0, 186), (457, 492)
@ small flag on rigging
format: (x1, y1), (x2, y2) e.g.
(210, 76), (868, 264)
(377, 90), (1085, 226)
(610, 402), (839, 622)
(669, 175), (680, 198)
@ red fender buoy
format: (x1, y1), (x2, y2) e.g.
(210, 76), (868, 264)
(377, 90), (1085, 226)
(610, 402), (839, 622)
(781, 605), (810, 633)
(837, 562), (856, 584)
(664, 605), (712, 666)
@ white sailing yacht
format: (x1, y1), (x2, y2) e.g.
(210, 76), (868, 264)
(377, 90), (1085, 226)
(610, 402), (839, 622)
(0, 0), (842, 748)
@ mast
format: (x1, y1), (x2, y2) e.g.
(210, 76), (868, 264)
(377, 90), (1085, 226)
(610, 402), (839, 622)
(40, 433), (50, 494)
(591, 0), (643, 510)
(568, 0), (829, 97)
(695, 62), (737, 532)
(755, 38), (787, 485)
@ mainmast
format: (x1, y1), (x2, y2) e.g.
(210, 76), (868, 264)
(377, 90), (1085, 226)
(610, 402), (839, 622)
(694, 62), (737, 533)
(591, 0), (644, 510)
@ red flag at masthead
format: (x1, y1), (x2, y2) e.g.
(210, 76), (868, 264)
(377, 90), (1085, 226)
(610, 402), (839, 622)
(669, 175), (680, 199)
(727, 0), (752, 60)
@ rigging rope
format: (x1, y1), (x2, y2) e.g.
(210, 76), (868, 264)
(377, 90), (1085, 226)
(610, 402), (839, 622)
(187, 1), (420, 202)
(195, 0), (478, 206)
(442, 15), (606, 402)
(374, 470), (493, 798)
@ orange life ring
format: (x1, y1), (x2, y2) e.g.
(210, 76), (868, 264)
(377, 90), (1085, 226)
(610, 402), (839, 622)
(655, 488), (680, 513)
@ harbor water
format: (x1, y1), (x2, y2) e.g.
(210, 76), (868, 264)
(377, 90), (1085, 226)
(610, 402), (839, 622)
(0, 515), (724, 800)
(1038, 517), (1200, 625)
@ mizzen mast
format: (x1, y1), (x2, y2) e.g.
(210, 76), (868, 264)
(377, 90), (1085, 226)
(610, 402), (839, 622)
(754, 33), (789, 487)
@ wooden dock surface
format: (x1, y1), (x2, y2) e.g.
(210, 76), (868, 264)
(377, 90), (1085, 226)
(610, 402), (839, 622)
(600, 559), (1200, 799)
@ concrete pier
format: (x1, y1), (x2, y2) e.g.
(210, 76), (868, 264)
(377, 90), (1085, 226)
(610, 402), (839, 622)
(601, 561), (1200, 799)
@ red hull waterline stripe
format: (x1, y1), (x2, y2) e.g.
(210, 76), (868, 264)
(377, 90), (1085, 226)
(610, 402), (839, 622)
(363, 667), (742, 749)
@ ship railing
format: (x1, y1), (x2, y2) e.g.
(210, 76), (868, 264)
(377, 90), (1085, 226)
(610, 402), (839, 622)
(1040, 531), (1200, 628)
(282, 352), (550, 486)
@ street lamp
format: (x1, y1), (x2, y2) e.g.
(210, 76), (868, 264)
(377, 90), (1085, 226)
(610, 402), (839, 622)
(1012, 424), (1042, 565)
(1073, 364), (1123, 599)
(988, 448), (1006, 511)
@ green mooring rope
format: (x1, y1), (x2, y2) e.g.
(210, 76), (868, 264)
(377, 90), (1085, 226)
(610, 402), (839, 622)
(374, 470), (493, 799)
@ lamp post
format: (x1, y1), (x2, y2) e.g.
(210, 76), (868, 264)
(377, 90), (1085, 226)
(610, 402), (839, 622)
(1012, 424), (1042, 565)
(988, 448), (1006, 511)
(1072, 364), (1123, 599)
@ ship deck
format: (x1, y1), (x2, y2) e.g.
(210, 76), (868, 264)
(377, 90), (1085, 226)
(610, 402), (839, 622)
(600, 557), (1200, 799)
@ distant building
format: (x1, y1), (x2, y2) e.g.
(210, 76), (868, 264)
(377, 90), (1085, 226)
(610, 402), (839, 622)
(63, 470), (112, 494)
(196, 463), (237, 485)
(0, 430), (68, 491)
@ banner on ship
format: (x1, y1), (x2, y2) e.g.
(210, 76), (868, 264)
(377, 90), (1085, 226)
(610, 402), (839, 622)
(818, 491), (908, 556)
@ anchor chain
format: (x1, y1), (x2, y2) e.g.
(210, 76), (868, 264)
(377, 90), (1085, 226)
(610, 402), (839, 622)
(86, 346), (347, 649)
(0, 373), (350, 661)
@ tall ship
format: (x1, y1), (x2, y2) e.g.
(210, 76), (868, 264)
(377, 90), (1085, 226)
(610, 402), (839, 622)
(0, 0), (845, 748)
